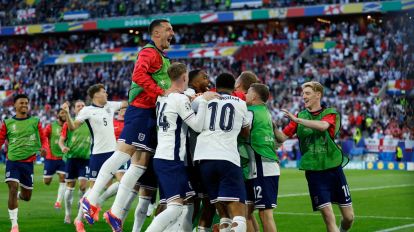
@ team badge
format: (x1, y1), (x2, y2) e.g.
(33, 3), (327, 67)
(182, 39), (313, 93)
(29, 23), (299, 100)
(138, 133), (146, 141)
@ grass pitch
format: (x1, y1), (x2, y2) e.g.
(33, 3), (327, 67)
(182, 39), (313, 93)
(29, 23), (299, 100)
(0, 165), (413, 231)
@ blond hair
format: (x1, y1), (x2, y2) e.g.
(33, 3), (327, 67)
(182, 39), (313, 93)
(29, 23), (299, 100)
(168, 62), (187, 81)
(301, 81), (324, 98)
(238, 71), (259, 92)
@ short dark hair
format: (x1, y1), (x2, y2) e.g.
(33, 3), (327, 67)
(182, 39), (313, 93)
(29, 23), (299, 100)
(149, 19), (170, 35)
(238, 71), (259, 91)
(250, 83), (270, 102)
(87, 84), (105, 99)
(216, 73), (235, 91)
(189, 69), (202, 85)
(167, 62), (187, 81)
(14, 94), (29, 103)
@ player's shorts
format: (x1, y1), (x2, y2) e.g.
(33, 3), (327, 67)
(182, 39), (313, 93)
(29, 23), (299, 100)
(246, 175), (279, 209)
(199, 160), (246, 204)
(305, 166), (352, 211)
(118, 106), (157, 152)
(89, 152), (127, 180)
(65, 158), (89, 181)
(136, 157), (158, 191)
(154, 158), (195, 204)
(5, 160), (34, 189)
(43, 159), (65, 178)
(187, 162), (207, 198)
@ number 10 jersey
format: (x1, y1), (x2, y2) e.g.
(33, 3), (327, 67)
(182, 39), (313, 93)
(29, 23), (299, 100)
(193, 94), (250, 167)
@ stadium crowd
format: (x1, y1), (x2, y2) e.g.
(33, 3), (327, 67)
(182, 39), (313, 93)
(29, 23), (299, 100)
(0, 14), (413, 146)
(1, 0), (379, 26)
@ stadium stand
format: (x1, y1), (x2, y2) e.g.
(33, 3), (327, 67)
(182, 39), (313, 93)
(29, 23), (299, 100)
(0, 1), (413, 163)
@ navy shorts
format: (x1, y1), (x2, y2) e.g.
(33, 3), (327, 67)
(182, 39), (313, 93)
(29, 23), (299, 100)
(305, 166), (352, 211)
(65, 158), (89, 181)
(154, 158), (195, 203)
(246, 176), (279, 209)
(88, 152), (127, 180)
(43, 159), (66, 177)
(187, 163), (206, 198)
(136, 157), (158, 191)
(5, 160), (34, 189)
(119, 106), (157, 152)
(199, 160), (246, 204)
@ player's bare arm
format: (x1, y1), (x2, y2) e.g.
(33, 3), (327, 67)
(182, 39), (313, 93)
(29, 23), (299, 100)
(58, 136), (70, 153)
(62, 102), (83, 130)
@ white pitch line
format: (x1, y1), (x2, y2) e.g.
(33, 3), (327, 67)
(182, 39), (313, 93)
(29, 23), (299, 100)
(275, 212), (414, 221)
(374, 223), (414, 232)
(279, 184), (414, 198)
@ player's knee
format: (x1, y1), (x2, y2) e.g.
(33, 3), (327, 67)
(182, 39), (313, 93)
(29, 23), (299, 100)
(20, 192), (32, 201)
(43, 178), (52, 185)
(8, 184), (18, 196)
(117, 142), (136, 155)
(342, 211), (354, 226)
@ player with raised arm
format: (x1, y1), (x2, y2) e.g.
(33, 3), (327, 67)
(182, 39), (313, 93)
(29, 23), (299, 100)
(0, 94), (48, 232)
(43, 108), (67, 210)
(274, 81), (354, 232)
(244, 83), (280, 232)
(61, 84), (128, 225)
(58, 100), (91, 230)
(194, 73), (250, 232)
(81, 19), (175, 231)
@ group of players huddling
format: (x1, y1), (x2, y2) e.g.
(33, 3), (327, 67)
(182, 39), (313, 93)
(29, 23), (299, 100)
(1, 19), (355, 232)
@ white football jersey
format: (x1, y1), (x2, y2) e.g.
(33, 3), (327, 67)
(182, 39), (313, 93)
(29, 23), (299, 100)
(194, 94), (250, 166)
(154, 93), (207, 161)
(76, 101), (122, 155)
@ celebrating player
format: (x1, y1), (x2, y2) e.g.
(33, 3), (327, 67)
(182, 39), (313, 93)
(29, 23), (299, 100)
(58, 100), (91, 230)
(194, 73), (251, 232)
(81, 19), (175, 232)
(0, 94), (48, 232)
(43, 108), (67, 210)
(62, 84), (127, 224)
(274, 81), (354, 232)
(244, 83), (280, 232)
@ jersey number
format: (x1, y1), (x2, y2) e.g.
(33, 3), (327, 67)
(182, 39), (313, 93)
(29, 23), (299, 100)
(208, 102), (235, 132)
(254, 186), (262, 199)
(103, 118), (107, 126)
(342, 185), (350, 198)
(156, 102), (170, 132)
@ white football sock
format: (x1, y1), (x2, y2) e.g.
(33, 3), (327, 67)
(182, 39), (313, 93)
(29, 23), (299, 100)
(168, 203), (194, 232)
(231, 216), (247, 232)
(181, 203), (194, 231)
(132, 196), (151, 232)
(8, 208), (18, 227)
(111, 164), (146, 218)
(98, 181), (119, 206)
(145, 202), (183, 232)
(57, 182), (66, 203)
(121, 189), (138, 221)
(87, 151), (131, 205)
(219, 218), (232, 232)
(64, 187), (74, 217)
